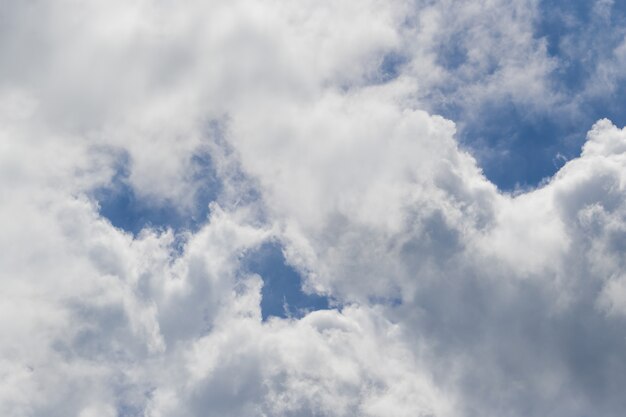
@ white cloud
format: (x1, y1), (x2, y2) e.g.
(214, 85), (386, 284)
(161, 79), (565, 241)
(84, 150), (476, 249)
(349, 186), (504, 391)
(2, 1), (626, 417)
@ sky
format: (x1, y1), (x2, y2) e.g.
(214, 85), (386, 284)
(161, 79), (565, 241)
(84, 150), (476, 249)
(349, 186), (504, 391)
(1, 1), (626, 416)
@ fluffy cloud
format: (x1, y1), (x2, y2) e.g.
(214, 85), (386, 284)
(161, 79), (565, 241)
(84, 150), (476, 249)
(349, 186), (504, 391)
(2, 1), (626, 417)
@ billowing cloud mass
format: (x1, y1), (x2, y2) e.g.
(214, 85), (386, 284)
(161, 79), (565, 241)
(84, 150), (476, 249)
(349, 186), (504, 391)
(2, 1), (626, 416)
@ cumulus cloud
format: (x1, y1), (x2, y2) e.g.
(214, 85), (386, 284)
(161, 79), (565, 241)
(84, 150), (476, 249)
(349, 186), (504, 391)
(2, 1), (626, 417)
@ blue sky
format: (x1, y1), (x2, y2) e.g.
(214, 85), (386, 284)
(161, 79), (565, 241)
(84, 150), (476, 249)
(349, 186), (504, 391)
(435, 0), (626, 190)
(4, 1), (626, 416)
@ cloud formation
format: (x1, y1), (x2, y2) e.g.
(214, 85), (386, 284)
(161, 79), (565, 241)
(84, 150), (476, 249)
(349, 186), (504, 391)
(2, 1), (626, 416)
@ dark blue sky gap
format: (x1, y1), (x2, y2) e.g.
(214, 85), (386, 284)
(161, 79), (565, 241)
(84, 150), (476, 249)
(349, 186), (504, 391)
(93, 149), (220, 235)
(379, 52), (408, 83)
(432, 1), (626, 191)
(94, 153), (329, 319)
(242, 242), (329, 320)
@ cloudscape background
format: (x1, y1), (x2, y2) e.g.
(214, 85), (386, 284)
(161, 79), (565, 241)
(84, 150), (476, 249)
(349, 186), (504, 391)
(2, 1), (626, 416)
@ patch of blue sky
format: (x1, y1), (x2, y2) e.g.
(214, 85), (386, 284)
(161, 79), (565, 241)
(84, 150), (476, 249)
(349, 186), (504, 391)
(537, 0), (626, 89)
(433, 0), (626, 190)
(436, 33), (469, 72)
(116, 403), (144, 417)
(457, 101), (579, 190)
(378, 51), (408, 83)
(93, 141), (329, 319)
(93, 149), (220, 236)
(242, 242), (330, 321)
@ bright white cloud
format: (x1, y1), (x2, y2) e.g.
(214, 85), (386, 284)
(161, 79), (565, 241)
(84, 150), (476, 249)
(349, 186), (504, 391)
(2, 1), (626, 417)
